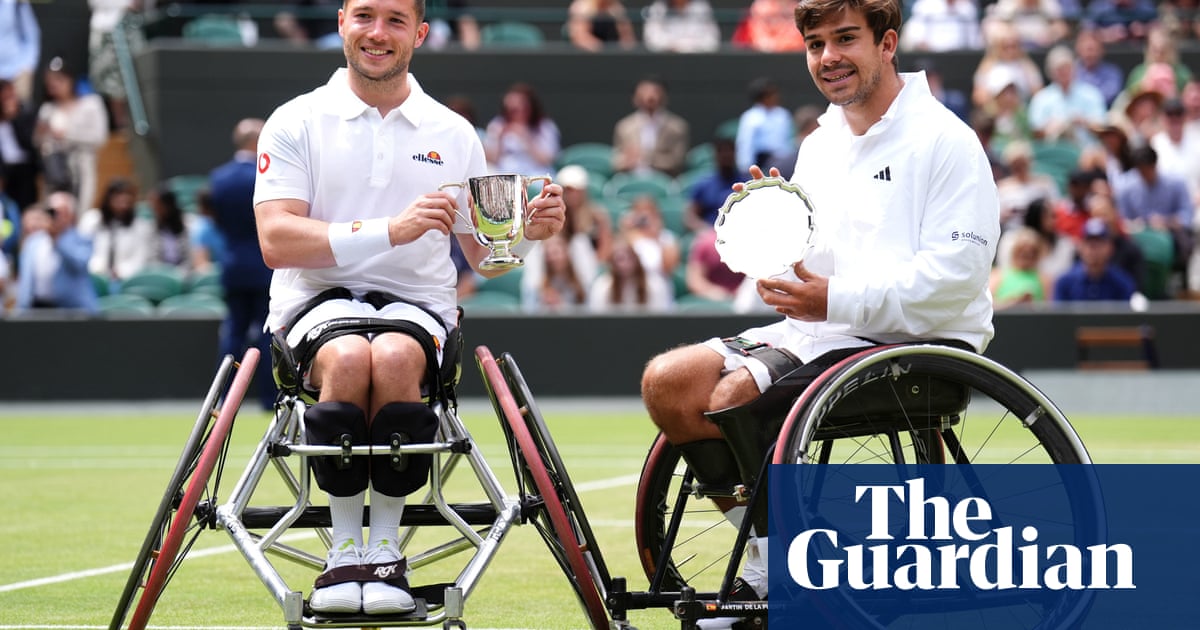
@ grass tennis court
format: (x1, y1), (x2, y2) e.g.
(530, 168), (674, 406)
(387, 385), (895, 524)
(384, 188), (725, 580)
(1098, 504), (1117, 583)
(2, 402), (1198, 629)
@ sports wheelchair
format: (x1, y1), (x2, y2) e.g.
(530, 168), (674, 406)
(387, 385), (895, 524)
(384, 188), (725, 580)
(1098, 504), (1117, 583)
(111, 336), (1099, 630)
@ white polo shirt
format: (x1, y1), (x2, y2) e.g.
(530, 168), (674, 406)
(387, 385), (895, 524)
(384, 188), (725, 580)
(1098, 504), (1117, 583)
(255, 69), (487, 331)
(788, 71), (999, 355)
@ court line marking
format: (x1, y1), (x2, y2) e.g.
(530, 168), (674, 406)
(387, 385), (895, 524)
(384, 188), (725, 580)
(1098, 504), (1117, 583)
(0, 473), (641, 594)
(0, 532), (316, 594)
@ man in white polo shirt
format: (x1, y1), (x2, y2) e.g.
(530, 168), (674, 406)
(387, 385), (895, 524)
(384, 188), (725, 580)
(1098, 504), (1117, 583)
(253, 0), (565, 616)
(639, 0), (999, 626)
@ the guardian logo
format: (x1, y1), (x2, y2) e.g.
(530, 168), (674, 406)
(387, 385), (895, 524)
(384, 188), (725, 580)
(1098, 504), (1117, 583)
(787, 478), (1134, 591)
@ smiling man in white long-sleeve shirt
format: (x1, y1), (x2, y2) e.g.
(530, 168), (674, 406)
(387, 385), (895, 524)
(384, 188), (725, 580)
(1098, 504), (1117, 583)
(639, 0), (999, 626)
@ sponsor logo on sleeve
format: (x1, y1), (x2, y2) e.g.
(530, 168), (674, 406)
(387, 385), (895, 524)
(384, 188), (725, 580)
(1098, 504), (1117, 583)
(951, 230), (989, 247)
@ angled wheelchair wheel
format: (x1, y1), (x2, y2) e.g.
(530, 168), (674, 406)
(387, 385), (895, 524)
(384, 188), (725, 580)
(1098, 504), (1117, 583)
(475, 346), (609, 630)
(111, 349), (259, 630)
(634, 433), (739, 595)
(771, 344), (1100, 630)
(495, 351), (613, 588)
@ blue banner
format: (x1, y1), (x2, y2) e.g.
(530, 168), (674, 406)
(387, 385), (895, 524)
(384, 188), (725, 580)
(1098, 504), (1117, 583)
(768, 464), (1200, 629)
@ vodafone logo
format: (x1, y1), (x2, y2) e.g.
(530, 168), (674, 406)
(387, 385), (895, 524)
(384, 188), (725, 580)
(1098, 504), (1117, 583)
(258, 153), (271, 173)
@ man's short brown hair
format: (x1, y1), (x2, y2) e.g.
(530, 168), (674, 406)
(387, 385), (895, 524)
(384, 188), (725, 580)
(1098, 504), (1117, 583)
(794, 0), (903, 44)
(343, 0), (426, 22)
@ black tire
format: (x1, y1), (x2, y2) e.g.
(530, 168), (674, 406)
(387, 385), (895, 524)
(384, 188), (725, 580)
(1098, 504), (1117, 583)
(111, 349), (259, 630)
(772, 344), (1100, 630)
(476, 346), (609, 630)
(633, 433), (740, 596)
(496, 351), (612, 589)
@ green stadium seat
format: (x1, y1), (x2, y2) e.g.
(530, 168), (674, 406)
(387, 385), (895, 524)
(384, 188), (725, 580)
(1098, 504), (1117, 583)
(97, 293), (156, 317)
(676, 167), (711, 196)
(167, 174), (210, 214)
(187, 269), (224, 297)
(675, 294), (734, 312)
(91, 273), (111, 298)
(1031, 141), (1081, 194)
(598, 194), (630, 228)
(686, 143), (716, 172)
(657, 195), (687, 236)
(460, 290), (521, 313)
(477, 268), (523, 298)
(556, 143), (615, 181)
(480, 21), (545, 48)
(671, 265), (688, 299)
(715, 118), (739, 140)
(157, 292), (228, 318)
(1130, 229), (1175, 300)
(182, 14), (244, 46)
(120, 267), (186, 305)
(603, 171), (679, 205)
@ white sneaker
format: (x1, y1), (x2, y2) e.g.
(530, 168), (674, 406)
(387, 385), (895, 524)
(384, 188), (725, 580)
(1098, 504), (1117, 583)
(310, 541), (362, 614)
(696, 536), (769, 630)
(361, 539), (416, 615)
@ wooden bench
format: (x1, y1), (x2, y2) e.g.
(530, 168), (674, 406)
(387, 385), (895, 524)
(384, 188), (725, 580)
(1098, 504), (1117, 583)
(1075, 325), (1158, 371)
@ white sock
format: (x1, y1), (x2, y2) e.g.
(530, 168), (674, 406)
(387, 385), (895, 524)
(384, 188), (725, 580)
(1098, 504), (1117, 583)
(328, 491), (364, 550)
(723, 505), (747, 530)
(723, 505), (768, 597)
(367, 488), (406, 549)
(743, 535), (769, 597)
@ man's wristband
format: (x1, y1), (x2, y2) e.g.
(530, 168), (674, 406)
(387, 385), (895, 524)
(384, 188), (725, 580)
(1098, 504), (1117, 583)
(328, 218), (392, 266)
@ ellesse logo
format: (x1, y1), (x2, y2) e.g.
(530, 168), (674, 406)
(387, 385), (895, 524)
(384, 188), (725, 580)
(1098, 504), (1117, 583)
(412, 150), (444, 166)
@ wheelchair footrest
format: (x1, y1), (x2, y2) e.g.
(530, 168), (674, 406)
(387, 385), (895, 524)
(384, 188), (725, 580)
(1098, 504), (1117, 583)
(239, 503), (499, 529)
(305, 598), (430, 626)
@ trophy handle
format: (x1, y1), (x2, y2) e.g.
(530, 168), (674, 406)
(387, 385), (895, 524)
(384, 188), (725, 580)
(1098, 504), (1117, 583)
(438, 181), (476, 227)
(523, 175), (552, 219)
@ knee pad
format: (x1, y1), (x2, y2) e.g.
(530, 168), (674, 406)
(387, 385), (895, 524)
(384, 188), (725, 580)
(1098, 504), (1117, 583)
(304, 401), (370, 497)
(370, 402), (438, 497)
(676, 439), (743, 496)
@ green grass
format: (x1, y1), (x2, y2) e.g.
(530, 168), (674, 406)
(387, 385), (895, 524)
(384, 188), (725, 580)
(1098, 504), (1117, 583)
(0, 405), (1196, 629)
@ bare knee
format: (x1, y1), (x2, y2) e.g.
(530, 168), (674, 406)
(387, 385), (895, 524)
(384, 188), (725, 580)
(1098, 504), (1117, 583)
(642, 347), (711, 409)
(369, 333), (427, 403)
(312, 335), (372, 402)
(642, 345), (723, 437)
(371, 333), (427, 375)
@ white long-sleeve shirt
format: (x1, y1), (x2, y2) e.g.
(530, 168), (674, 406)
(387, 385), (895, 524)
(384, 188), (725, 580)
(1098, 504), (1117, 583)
(788, 72), (999, 354)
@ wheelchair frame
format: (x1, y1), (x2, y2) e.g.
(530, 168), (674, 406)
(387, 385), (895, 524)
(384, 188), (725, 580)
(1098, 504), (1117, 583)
(112, 342), (1100, 630)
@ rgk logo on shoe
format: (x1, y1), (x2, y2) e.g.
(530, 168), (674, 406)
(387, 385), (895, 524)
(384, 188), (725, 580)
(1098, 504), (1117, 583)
(373, 563), (399, 579)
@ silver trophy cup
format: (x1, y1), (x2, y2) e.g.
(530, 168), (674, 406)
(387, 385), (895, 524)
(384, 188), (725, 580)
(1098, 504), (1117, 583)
(440, 173), (551, 270)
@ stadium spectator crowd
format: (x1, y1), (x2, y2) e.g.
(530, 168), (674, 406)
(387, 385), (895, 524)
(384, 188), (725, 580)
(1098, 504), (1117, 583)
(3, 0), (1200, 318)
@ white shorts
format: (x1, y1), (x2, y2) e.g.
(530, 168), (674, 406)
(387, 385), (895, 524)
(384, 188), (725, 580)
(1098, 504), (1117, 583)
(285, 298), (448, 392)
(701, 320), (873, 393)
